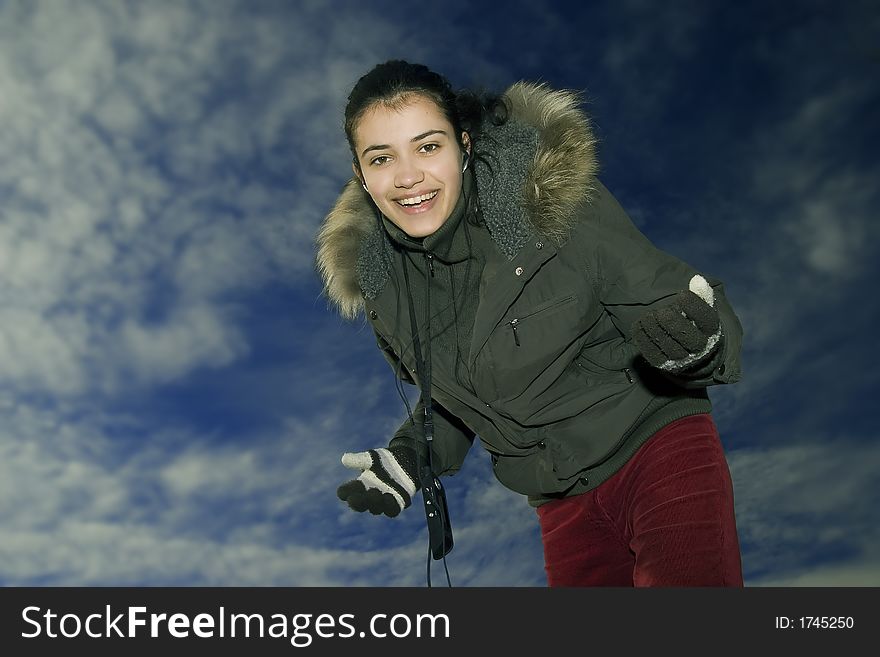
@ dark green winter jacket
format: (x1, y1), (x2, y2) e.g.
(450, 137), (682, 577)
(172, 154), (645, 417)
(317, 82), (743, 506)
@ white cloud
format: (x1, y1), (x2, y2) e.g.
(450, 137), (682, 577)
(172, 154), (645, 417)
(0, 392), (391, 585)
(118, 305), (248, 385)
(786, 175), (873, 277)
(0, 389), (547, 586)
(728, 440), (880, 586)
(0, 309), (87, 394)
(0, 1), (346, 397)
(749, 82), (878, 281)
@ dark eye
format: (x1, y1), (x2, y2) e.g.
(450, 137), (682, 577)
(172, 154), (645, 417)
(370, 155), (390, 166)
(419, 143), (439, 154)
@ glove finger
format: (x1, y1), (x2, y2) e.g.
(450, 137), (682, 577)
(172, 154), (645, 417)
(337, 479), (362, 501)
(382, 493), (402, 518)
(655, 306), (706, 353)
(631, 320), (667, 367)
(640, 311), (689, 361)
(678, 291), (720, 335)
(364, 487), (388, 515)
(341, 451), (374, 471)
(688, 274), (714, 307)
(337, 479), (370, 512)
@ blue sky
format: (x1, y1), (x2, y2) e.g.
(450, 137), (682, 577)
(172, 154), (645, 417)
(0, 0), (877, 586)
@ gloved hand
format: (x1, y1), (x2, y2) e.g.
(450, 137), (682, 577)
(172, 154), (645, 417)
(337, 445), (419, 518)
(631, 274), (722, 373)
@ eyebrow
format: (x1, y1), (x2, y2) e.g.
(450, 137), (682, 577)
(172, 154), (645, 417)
(360, 129), (448, 158)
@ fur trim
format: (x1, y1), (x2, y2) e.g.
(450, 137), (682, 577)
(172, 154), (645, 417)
(316, 82), (599, 319)
(507, 82), (599, 244)
(315, 178), (375, 320)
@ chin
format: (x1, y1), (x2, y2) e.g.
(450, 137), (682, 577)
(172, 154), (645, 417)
(405, 219), (446, 238)
(386, 207), (447, 239)
(402, 222), (439, 238)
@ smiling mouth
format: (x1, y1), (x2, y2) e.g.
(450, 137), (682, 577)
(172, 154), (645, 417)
(396, 190), (439, 207)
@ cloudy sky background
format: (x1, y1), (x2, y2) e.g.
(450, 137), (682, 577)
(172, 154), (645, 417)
(0, 0), (877, 586)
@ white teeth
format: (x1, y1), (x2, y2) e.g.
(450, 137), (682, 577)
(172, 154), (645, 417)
(397, 191), (438, 206)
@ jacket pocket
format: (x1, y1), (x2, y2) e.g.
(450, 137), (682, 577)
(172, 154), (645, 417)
(505, 294), (577, 347)
(479, 294), (585, 405)
(574, 352), (634, 386)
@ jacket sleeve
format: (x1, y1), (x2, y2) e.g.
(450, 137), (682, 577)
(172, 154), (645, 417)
(373, 328), (475, 475)
(587, 182), (743, 388)
(389, 395), (475, 477)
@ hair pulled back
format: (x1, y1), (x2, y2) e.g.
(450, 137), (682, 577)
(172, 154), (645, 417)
(344, 60), (507, 166)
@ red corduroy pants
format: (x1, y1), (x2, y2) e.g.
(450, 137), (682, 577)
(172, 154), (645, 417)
(536, 414), (743, 587)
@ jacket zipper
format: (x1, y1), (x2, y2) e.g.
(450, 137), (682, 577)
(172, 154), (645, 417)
(509, 318), (521, 346)
(426, 252), (435, 277)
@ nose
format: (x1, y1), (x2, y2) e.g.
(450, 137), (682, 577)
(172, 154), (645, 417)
(394, 155), (424, 188)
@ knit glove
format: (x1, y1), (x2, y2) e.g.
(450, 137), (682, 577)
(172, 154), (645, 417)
(631, 275), (722, 373)
(337, 446), (419, 518)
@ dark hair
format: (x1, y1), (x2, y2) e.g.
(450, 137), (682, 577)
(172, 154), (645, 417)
(344, 60), (507, 166)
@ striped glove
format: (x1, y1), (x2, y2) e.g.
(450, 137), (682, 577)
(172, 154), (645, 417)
(631, 274), (722, 373)
(337, 446), (419, 518)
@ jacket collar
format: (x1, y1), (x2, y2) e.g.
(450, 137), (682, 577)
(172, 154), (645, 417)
(316, 82), (599, 319)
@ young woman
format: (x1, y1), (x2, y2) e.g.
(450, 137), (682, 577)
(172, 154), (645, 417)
(317, 60), (744, 586)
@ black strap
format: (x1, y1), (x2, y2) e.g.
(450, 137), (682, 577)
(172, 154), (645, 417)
(400, 251), (454, 586)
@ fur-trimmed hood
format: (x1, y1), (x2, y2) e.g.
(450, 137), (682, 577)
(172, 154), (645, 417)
(316, 82), (599, 319)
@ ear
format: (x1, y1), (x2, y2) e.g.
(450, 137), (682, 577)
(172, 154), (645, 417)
(353, 161), (370, 194)
(461, 131), (471, 155)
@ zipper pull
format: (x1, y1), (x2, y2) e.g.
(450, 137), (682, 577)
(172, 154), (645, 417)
(509, 318), (520, 346)
(623, 367), (634, 383)
(426, 253), (435, 277)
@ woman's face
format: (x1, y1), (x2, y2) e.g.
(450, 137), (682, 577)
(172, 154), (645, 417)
(353, 95), (469, 238)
